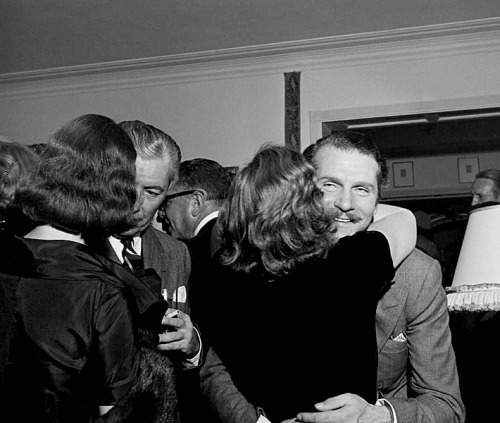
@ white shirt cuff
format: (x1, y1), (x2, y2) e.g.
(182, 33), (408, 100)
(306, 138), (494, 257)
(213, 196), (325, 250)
(376, 398), (397, 423)
(183, 326), (202, 368)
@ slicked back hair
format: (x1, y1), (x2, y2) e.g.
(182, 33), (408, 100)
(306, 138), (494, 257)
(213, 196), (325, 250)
(17, 114), (138, 238)
(474, 169), (500, 197)
(304, 130), (388, 198)
(218, 143), (337, 276)
(177, 158), (231, 205)
(119, 120), (181, 188)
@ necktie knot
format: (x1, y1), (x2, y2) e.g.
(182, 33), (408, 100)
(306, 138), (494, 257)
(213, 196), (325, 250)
(121, 238), (143, 272)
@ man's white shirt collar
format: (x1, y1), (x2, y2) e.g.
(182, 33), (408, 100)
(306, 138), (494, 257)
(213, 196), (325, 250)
(194, 211), (219, 237)
(109, 235), (143, 263)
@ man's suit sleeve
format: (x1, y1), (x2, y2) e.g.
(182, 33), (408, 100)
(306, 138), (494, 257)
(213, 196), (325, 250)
(388, 257), (465, 423)
(200, 347), (259, 423)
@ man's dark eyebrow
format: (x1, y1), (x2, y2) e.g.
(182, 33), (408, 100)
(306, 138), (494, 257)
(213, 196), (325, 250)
(318, 175), (340, 183)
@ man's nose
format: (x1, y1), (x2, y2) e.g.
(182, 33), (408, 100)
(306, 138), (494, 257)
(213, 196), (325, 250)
(334, 189), (354, 212)
(134, 189), (144, 212)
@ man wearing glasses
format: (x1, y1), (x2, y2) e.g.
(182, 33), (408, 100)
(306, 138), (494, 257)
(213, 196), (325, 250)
(159, 158), (232, 423)
(160, 158), (232, 326)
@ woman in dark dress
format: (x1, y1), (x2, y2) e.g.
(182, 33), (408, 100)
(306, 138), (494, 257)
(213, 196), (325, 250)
(201, 144), (416, 422)
(3, 114), (172, 423)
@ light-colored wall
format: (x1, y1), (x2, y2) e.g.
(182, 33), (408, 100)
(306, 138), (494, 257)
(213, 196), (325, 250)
(1, 24), (500, 197)
(0, 73), (284, 168)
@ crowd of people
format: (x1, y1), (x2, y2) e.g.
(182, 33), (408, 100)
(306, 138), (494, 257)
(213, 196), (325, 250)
(0, 115), (467, 423)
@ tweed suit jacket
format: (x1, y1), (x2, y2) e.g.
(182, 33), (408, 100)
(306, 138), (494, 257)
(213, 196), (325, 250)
(103, 227), (191, 314)
(142, 226), (192, 314)
(376, 248), (465, 423)
(200, 249), (465, 423)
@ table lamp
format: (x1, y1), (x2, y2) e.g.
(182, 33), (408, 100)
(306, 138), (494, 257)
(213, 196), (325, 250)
(447, 203), (500, 312)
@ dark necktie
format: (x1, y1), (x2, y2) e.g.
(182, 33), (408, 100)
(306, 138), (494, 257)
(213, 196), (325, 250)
(121, 238), (144, 272)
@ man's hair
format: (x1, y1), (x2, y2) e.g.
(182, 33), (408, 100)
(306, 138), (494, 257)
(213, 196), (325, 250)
(177, 158), (231, 205)
(303, 130), (388, 197)
(474, 169), (500, 195)
(17, 114), (138, 238)
(218, 143), (337, 276)
(0, 138), (40, 209)
(119, 120), (181, 187)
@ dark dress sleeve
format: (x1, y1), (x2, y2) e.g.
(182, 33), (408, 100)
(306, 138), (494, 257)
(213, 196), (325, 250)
(334, 230), (395, 295)
(95, 288), (140, 405)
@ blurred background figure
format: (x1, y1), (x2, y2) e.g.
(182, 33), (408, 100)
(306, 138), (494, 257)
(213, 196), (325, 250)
(470, 168), (500, 207)
(0, 137), (40, 417)
(0, 137), (40, 236)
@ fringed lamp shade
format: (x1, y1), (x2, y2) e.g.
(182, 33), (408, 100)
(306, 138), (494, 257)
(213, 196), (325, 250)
(447, 204), (500, 312)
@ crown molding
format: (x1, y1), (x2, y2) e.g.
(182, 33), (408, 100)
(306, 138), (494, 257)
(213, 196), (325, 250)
(1, 17), (500, 100)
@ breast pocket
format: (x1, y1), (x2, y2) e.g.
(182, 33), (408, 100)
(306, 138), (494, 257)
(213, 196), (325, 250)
(378, 336), (408, 391)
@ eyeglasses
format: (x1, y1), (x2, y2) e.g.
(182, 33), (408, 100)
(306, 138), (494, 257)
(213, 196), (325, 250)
(163, 190), (196, 202)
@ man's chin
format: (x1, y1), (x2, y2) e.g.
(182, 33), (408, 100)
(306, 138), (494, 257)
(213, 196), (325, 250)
(119, 221), (151, 238)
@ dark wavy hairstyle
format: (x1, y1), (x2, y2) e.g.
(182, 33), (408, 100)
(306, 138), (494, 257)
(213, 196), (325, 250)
(0, 138), (40, 209)
(16, 114), (138, 238)
(304, 130), (388, 198)
(218, 144), (337, 276)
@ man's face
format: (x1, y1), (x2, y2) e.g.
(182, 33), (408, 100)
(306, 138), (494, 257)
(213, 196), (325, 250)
(120, 155), (172, 238)
(315, 147), (379, 238)
(471, 178), (499, 206)
(162, 187), (196, 240)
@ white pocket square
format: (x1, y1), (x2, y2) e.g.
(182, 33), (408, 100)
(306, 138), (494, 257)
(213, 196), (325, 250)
(391, 332), (407, 342)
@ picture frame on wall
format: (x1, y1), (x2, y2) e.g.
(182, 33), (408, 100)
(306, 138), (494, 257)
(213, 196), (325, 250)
(457, 157), (479, 184)
(393, 161), (414, 188)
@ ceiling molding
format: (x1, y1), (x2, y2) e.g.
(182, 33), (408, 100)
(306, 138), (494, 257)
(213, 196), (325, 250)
(2, 18), (500, 100)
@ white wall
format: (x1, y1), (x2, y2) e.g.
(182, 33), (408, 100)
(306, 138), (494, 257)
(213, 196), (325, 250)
(0, 73), (284, 168)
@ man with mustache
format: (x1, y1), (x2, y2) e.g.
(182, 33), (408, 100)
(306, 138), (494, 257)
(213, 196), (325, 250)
(297, 130), (465, 423)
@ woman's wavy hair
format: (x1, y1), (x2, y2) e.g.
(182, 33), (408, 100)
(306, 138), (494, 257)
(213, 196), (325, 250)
(218, 143), (337, 276)
(0, 138), (40, 209)
(16, 114), (138, 238)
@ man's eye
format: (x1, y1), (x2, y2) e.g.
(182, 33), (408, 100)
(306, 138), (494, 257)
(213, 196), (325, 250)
(146, 190), (161, 197)
(321, 182), (338, 192)
(355, 187), (370, 195)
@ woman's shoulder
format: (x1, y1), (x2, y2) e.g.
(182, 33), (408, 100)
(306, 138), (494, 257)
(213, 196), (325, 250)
(335, 230), (388, 251)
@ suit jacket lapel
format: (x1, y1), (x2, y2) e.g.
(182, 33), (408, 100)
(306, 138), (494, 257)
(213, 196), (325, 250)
(376, 272), (409, 352)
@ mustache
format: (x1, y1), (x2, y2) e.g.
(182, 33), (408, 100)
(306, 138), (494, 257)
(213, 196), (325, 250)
(331, 209), (362, 223)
